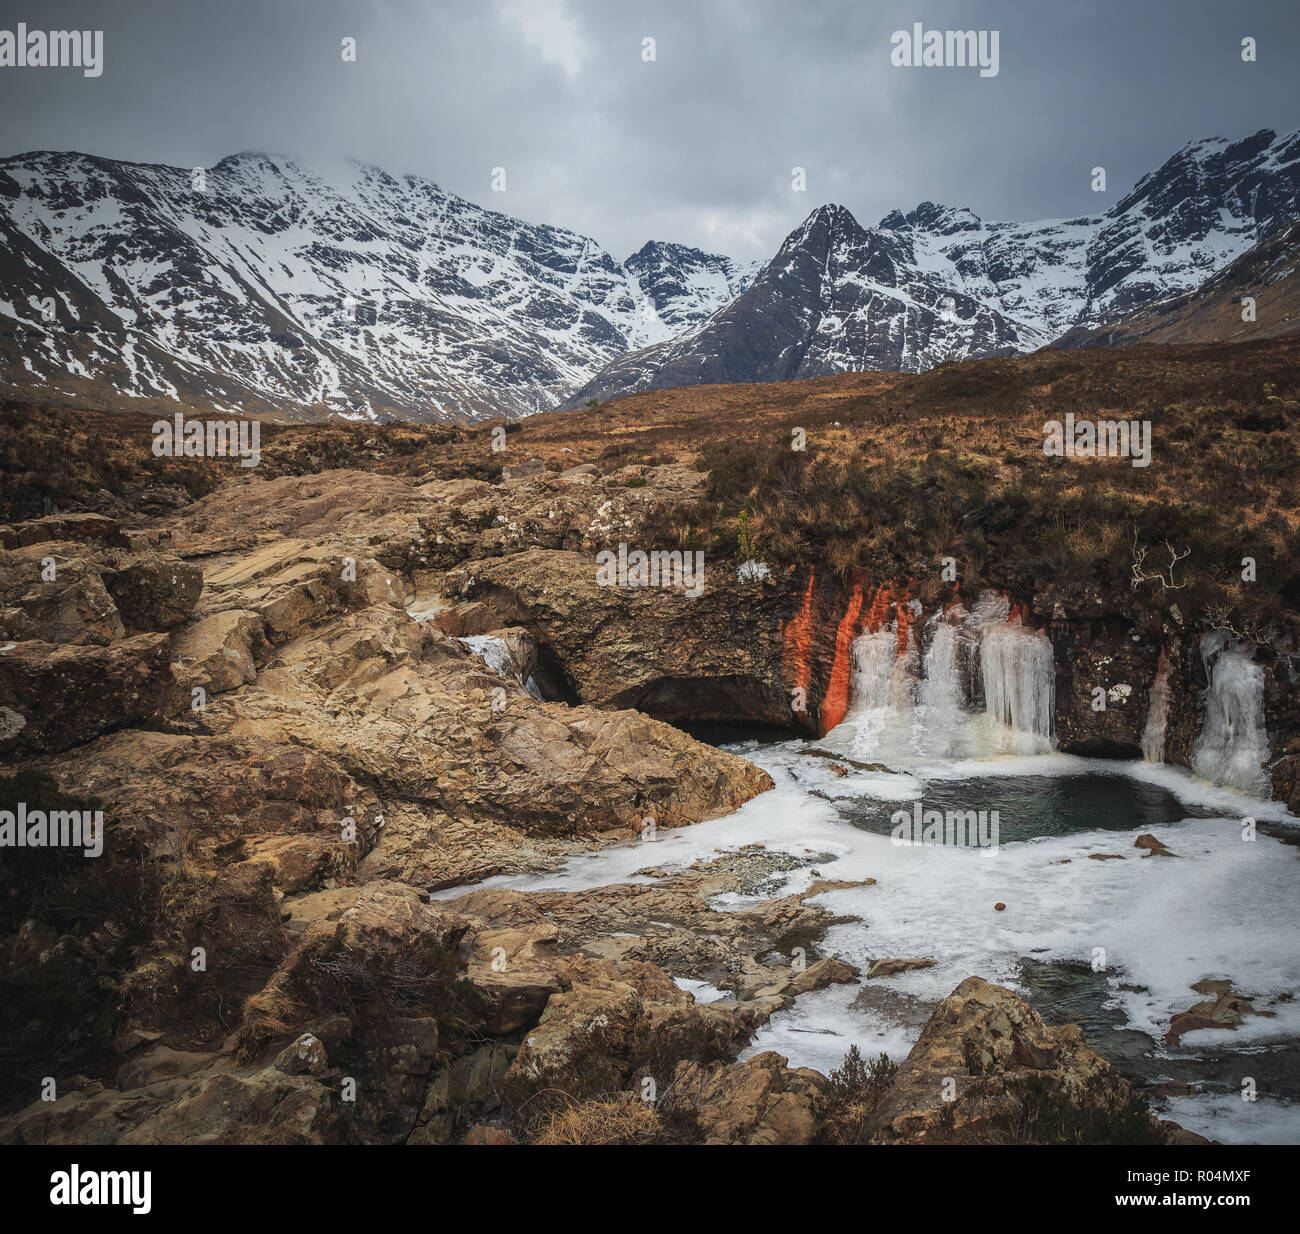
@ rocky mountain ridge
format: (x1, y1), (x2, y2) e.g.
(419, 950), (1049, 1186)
(0, 151), (750, 423)
(570, 128), (1300, 403)
(4, 128), (1299, 421)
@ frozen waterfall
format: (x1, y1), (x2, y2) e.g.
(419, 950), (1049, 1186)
(1191, 637), (1270, 795)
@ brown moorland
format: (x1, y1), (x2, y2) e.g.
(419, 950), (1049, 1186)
(5, 337), (1299, 638)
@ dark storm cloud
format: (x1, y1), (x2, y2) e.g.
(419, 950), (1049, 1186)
(0, 0), (1296, 261)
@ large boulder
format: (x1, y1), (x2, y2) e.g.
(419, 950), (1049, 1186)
(0, 513), (128, 550)
(105, 554), (203, 631)
(203, 606), (773, 840)
(501, 954), (745, 1125)
(0, 635), (177, 754)
(669, 1051), (828, 1145)
(170, 609), (267, 695)
(443, 548), (798, 730)
(866, 976), (1121, 1144)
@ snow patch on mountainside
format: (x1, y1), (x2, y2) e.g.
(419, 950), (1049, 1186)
(569, 128), (1300, 404)
(0, 151), (751, 421)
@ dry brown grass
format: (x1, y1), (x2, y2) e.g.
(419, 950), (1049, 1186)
(7, 339), (1298, 634)
(533, 1093), (663, 1145)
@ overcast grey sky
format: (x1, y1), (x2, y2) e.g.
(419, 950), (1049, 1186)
(1, 0), (1297, 261)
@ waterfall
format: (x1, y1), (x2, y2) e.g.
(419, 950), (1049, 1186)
(835, 591), (1055, 762)
(977, 621), (1055, 755)
(846, 629), (900, 758)
(1141, 652), (1171, 764)
(917, 617), (969, 758)
(1191, 638), (1270, 795)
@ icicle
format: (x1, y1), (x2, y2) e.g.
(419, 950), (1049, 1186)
(835, 590), (1055, 763)
(916, 616), (968, 758)
(1191, 636), (1270, 795)
(978, 623), (1055, 754)
(846, 629), (899, 758)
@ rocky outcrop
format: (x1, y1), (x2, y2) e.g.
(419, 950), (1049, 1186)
(668, 1051), (829, 1145)
(170, 609), (268, 696)
(444, 547), (798, 729)
(864, 976), (1146, 1144)
(0, 456), (789, 1143)
(1165, 979), (1278, 1045)
(105, 554), (203, 631)
(0, 547), (125, 645)
(0, 512), (130, 550)
(0, 635), (177, 754)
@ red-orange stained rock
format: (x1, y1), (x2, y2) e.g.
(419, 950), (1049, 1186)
(894, 587), (913, 655)
(782, 571), (816, 706)
(820, 583), (864, 735)
(863, 583), (894, 633)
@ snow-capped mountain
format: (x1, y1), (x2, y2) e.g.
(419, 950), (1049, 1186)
(3, 128), (1299, 421)
(0, 151), (746, 421)
(568, 128), (1300, 405)
(624, 241), (760, 333)
(1055, 214), (1300, 348)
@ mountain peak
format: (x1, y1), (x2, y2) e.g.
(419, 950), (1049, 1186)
(879, 201), (983, 235)
(627, 239), (710, 264)
(782, 203), (869, 253)
(805, 202), (860, 228)
(568, 126), (1300, 406)
(4, 129), (1298, 422)
(213, 150), (293, 169)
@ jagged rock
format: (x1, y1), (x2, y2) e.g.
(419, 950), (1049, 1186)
(444, 547), (795, 731)
(668, 1051), (828, 1145)
(120, 1069), (343, 1145)
(1165, 980), (1277, 1045)
(496, 860), (843, 992)
(865, 976), (1113, 1144)
(0, 634), (176, 754)
(198, 605), (771, 840)
(105, 554), (203, 630)
(0, 512), (127, 549)
(473, 625), (538, 685)
(409, 1042), (514, 1144)
(0, 548), (124, 645)
(1134, 833), (1177, 858)
(1271, 743), (1300, 816)
(247, 832), (361, 894)
(273, 1033), (329, 1076)
(749, 957), (860, 1006)
(866, 956), (937, 979)
(501, 954), (745, 1118)
(454, 892), (564, 1034)
(170, 609), (267, 695)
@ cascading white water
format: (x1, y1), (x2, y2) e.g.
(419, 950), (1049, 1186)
(978, 623), (1055, 754)
(916, 617), (969, 758)
(919, 621), (961, 711)
(1141, 655), (1171, 764)
(1191, 638), (1270, 795)
(834, 592), (1055, 763)
(846, 629), (900, 759)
